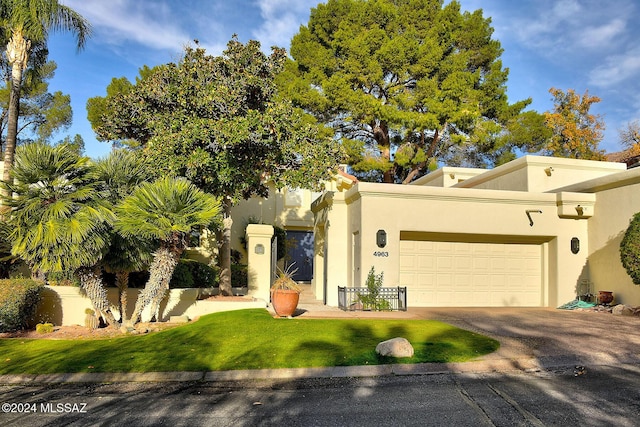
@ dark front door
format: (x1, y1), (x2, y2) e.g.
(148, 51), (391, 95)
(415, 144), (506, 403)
(286, 230), (314, 282)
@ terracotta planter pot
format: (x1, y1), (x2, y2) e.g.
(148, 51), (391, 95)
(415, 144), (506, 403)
(598, 290), (614, 305)
(271, 289), (300, 317)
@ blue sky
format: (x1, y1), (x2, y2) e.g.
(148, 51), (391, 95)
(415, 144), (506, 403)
(48, 0), (640, 159)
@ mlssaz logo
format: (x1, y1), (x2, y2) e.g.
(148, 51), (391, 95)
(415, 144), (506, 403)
(40, 403), (88, 413)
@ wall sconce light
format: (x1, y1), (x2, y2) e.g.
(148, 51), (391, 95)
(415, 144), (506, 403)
(376, 229), (387, 248)
(254, 244), (265, 254)
(544, 167), (554, 176)
(571, 237), (580, 254)
(575, 205), (584, 216)
(525, 209), (542, 227)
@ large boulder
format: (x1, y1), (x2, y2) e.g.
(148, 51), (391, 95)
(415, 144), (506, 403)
(376, 337), (414, 358)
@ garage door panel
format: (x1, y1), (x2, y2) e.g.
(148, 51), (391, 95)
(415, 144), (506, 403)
(473, 257), (490, 270)
(399, 254), (416, 269)
(418, 257), (434, 269)
(400, 239), (542, 307)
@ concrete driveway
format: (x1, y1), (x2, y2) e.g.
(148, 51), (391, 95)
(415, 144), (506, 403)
(298, 305), (640, 372)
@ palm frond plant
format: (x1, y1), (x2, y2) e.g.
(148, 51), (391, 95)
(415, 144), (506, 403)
(0, 142), (118, 326)
(115, 176), (220, 325)
(0, 0), (91, 190)
(94, 150), (153, 323)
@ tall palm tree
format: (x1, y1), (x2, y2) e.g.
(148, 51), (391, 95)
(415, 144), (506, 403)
(0, 0), (91, 192)
(116, 176), (220, 325)
(0, 142), (118, 326)
(94, 150), (153, 323)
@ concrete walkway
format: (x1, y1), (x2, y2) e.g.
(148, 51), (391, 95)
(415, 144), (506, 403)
(2, 288), (639, 384)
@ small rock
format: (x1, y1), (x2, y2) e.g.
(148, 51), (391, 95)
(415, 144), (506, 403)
(376, 337), (414, 358)
(120, 325), (135, 334)
(169, 315), (190, 323)
(574, 365), (587, 376)
(612, 304), (634, 316)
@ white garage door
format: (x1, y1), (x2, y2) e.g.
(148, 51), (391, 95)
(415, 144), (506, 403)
(399, 239), (542, 307)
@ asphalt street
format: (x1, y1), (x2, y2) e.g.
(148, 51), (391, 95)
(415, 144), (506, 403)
(2, 363), (639, 426)
(2, 307), (640, 426)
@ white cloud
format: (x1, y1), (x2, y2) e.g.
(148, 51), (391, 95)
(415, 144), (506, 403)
(589, 47), (640, 87)
(505, 0), (631, 56)
(252, 0), (321, 50)
(577, 19), (626, 49)
(61, 0), (192, 51)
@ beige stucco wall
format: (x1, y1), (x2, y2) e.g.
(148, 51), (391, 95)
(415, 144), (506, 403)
(579, 168), (640, 305)
(228, 185), (321, 262)
(34, 286), (264, 326)
(456, 156), (625, 193)
(316, 181), (595, 307)
(311, 191), (352, 306)
(410, 167), (486, 188)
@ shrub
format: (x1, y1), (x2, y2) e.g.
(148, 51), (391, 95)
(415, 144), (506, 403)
(231, 264), (248, 288)
(620, 212), (640, 285)
(46, 270), (80, 287)
(187, 259), (218, 287)
(357, 267), (391, 311)
(169, 259), (219, 288)
(0, 279), (44, 332)
(169, 261), (195, 289)
(36, 322), (54, 334)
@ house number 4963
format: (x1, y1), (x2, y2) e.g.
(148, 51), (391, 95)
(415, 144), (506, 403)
(373, 251), (389, 257)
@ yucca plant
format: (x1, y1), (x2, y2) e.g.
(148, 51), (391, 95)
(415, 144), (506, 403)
(0, 142), (118, 326)
(115, 176), (220, 325)
(272, 263), (301, 292)
(270, 263), (301, 317)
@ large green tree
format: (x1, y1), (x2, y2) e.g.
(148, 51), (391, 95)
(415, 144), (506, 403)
(88, 38), (342, 295)
(1, 60), (73, 144)
(278, 0), (530, 183)
(0, 0), (90, 191)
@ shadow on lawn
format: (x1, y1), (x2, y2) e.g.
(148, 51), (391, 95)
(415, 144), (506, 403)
(292, 320), (497, 366)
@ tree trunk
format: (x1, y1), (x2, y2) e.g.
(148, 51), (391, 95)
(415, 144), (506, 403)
(77, 266), (118, 328)
(373, 121), (394, 183)
(217, 198), (233, 296)
(3, 34), (30, 197)
(129, 246), (180, 325)
(115, 271), (129, 323)
(402, 128), (443, 184)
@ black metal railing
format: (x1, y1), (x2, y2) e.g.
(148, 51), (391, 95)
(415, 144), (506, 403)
(338, 286), (407, 311)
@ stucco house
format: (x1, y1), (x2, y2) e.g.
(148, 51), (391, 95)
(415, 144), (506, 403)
(26, 154), (640, 325)
(308, 155), (640, 308)
(187, 183), (328, 283)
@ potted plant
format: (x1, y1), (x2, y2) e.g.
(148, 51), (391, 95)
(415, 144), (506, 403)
(271, 264), (301, 317)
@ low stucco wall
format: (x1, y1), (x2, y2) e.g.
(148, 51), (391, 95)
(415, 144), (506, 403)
(34, 286), (266, 326)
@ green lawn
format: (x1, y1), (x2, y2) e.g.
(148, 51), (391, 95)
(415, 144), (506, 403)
(0, 309), (499, 374)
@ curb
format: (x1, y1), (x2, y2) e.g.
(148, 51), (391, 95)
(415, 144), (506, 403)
(6, 354), (638, 385)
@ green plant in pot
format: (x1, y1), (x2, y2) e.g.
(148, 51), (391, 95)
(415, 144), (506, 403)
(271, 264), (301, 317)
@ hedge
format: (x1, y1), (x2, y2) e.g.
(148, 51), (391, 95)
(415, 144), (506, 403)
(620, 212), (640, 285)
(0, 279), (44, 332)
(169, 259), (219, 288)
